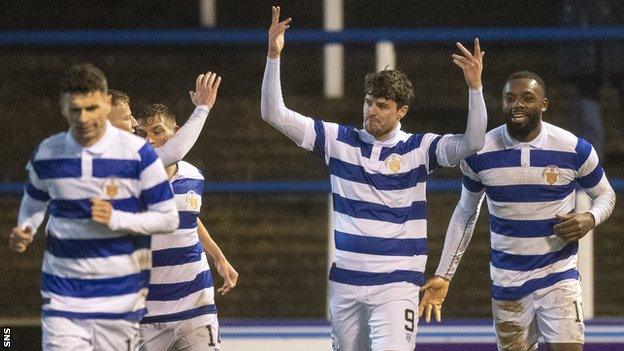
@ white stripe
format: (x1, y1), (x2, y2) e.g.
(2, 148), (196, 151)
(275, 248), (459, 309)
(42, 177), (141, 200)
(144, 287), (215, 317)
(334, 250), (426, 273)
(150, 253), (210, 284)
(333, 211), (426, 239)
(490, 253), (577, 287)
(480, 167), (576, 186)
(331, 175), (426, 208)
(578, 147), (599, 177)
(486, 192), (575, 220)
(490, 233), (566, 256)
(140, 159), (170, 189)
(42, 249), (151, 279)
(151, 230), (198, 250)
(47, 217), (130, 239)
(42, 289), (147, 314)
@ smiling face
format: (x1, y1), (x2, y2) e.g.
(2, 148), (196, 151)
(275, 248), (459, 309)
(60, 91), (111, 146)
(362, 95), (408, 140)
(135, 114), (178, 148)
(502, 78), (548, 141)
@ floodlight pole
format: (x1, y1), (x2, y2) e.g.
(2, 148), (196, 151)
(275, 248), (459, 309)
(324, 0), (344, 98)
(576, 190), (594, 318)
(199, 0), (216, 27)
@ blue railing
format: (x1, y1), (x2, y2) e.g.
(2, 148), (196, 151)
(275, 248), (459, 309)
(2, 26), (624, 46)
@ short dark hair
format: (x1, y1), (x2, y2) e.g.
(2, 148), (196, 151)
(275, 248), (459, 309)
(109, 89), (130, 107)
(136, 103), (177, 127)
(364, 69), (414, 108)
(59, 63), (108, 94)
(505, 71), (546, 95)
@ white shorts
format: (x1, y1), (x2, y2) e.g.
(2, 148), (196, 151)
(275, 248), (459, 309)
(492, 279), (585, 351)
(329, 280), (419, 351)
(42, 316), (141, 351)
(140, 314), (220, 351)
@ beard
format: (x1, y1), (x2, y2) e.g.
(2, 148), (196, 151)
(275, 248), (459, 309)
(505, 109), (541, 141)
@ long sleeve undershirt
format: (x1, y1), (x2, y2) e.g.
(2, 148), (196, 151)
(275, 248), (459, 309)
(156, 105), (210, 167)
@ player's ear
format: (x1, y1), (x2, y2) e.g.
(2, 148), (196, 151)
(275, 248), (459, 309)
(541, 98), (548, 113)
(397, 105), (409, 120)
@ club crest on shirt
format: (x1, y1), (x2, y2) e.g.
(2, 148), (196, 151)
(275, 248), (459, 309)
(385, 153), (403, 173)
(102, 179), (119, 198)
(542, 165), (560, 185)
(185, 191), (201, 211)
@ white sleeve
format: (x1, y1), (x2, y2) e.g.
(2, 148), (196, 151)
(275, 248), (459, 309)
(585, 175), (616, 227)
(108, 146), (179, 234)
(18, 162), (49, 234)
(435, 88), (487, 167)
(435, 185), (485, 280)
(576, 143), (616, 226)
(156, 105), (210, 167)
(261, 57), (316, 150)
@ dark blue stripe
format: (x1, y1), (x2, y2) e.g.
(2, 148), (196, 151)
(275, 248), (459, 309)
(336, 125), (372, 158)
(465, 150), (521, 173)
(332, 193), (426, 224)
(379, 134), (424, 160)
(334, 230), (427, 256)
(578, 166), (604, 189)
(490, 242), (578, 271)
(428, 136), (442, 172)
(48, 197), (141, 219)
(92, 159), (140, 179)
(329, 158), (427, 190)
(490, 214), (557, 238)
(25, 182), (50, 201)
(138, 143), (158, 171)
(140, 304), (217, 324)
(530, 150), (576, 170)
(43, 308), (146, 322)
(46, 234), (151, 259)
(575, 138), (593, 169)
(41, 270), (150, 298)
(462, 175), (484, 193)
(32, 159), (81, 179)
(147, 270), (213, 301)
(492, 268), (579, 300)
(313, 120), (326, 160)
(141, 180), (174, 206)
(485, 183), (575, 203)
(329, 266), (424, 286)
(179, 211), (199, 229)
(152, 242), (203, 267)
(171, 178), (204, 195)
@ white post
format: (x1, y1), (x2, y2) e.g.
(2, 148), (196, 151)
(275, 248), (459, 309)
(199, 0), (216, 27)
(323, 0), (344, 98)
(326, 194), (334, 320)
(576, 190), (594, 318)
(376, 41), (396, 72)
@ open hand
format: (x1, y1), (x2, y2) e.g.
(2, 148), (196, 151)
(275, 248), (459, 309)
(268, 6), (292, 59)
(418, 276), (450, 323)
(452, 38), (484, 90)
(189, 71), (222, 109)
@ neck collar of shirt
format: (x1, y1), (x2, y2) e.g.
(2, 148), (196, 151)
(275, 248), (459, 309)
(65, 120), (113, 155)
(360, 122), (402, 145)
(502, 121), (547, 149)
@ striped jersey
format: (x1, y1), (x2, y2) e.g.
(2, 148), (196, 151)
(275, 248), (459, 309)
(142, 161), (216, 324)
(25, 123), (175, 321)
(460, 122), (605, 300)
(302, 121), (445, 287)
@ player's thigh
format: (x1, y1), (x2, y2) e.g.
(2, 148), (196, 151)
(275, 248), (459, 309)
(329, 281), (369, 351)
(42, 317), (92, 351)
(140, 323), (175, 351)
(172, 323), (221, 351)
(535, 279), (584, 345)
(93, 319), (141, 351)
(492, 296), (539, 351)
(368, 282), (419, 351)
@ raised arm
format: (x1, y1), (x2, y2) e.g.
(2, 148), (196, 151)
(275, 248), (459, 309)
(436, 39), (487, 167)
(156, 72), (221, 167)
(261, 6), (315, 147)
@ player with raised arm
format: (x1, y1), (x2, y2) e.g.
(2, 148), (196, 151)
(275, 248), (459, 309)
(419, 71), (616, 351)
(261, 6), (487, 350)
(134, 104), (237, 351)
(107, 72), (221, 167)
(8, 63), (179, 350)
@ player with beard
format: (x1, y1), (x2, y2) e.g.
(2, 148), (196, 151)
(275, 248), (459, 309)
(419, 71), (616, 351)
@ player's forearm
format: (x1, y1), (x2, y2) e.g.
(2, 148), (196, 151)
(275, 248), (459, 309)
(197, 219), (226, 263)
(108, 203), (179, 235)
(585, 176), (616, 227)
(17, 193), (48, 233)
(435, 187), (485, 280)
(260, 57), (312, 146)
(156, 105), (210, 167)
